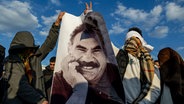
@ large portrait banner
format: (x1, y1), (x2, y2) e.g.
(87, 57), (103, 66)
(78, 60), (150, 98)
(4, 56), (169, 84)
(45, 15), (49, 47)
(50, 12), (125, 104)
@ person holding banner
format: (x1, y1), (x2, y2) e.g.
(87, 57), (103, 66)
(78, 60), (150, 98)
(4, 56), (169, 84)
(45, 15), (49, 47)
(2, 2), (92, 104)
(51, 12), (125, 104)
(2, 12), (65, 104)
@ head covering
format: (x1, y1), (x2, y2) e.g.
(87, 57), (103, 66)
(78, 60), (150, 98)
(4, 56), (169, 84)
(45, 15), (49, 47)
(9, 31), (39, 53)
(125, 30), (154, 52)
(158, 47), (184, 103)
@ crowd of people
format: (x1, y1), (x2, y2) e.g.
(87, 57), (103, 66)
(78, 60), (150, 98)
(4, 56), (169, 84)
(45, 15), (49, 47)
(0, 2), (184, 104)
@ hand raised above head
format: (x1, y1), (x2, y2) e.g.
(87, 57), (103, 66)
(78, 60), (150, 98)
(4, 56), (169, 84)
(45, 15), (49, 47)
(84, 1), (92, 15)
(55, 12), (65, 26)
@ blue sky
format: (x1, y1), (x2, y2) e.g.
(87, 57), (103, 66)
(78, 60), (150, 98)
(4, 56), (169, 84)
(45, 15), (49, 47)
(0, 0), (184, 66)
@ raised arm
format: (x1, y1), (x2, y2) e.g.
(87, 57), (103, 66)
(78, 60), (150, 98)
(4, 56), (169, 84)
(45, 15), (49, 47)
(55, 12), (65, 26)
(80, 2), (93, 21)
(38, 12), (65, 60)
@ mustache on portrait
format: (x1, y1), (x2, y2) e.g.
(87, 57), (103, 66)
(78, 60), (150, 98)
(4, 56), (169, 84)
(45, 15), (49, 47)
(76, 60), (100, 73)
(78, 61), (100, 68)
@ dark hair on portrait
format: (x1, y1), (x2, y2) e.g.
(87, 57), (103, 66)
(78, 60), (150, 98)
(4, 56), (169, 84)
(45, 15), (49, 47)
(70, 22), (107, 56)
(128, 27), (142, 36)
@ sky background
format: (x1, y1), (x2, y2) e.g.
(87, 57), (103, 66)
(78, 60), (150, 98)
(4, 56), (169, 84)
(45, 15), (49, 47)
(0, 0), (184, 66)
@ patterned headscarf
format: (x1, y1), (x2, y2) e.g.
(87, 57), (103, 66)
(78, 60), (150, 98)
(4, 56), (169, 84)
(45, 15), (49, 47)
(124, 36), (155, 103)
(126, 30), (154, 52)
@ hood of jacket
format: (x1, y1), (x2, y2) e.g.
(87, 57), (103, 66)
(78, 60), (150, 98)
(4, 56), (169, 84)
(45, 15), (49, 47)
(9, 31), (39, 53)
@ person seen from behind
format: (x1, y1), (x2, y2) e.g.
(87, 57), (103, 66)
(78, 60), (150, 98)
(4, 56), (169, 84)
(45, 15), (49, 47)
(158, 47), (184, 104)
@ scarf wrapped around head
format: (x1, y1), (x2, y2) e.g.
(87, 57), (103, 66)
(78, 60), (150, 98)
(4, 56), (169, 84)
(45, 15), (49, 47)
(126, 30), (154, 52)
(124, 36), (155, 103)
(124, 36), (154, 83)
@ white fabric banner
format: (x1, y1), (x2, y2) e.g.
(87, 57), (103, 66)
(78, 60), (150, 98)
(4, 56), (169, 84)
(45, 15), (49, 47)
(50, 12), (124, 104)
(54, 13), (82, 72)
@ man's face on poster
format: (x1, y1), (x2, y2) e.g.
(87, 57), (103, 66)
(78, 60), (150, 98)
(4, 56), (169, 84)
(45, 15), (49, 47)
(69, 32), (107, 83)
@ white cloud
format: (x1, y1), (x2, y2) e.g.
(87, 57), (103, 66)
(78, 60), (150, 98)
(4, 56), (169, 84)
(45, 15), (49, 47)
(40, 10), (60, 36)
(151, 26), (169, 38)
(176, 46), (184, 51)
(39, 31), (48, 36)
(41, 14), (58, 26)
(50, 0), (61, 6)
(114, 3), (148, 22)
(181, 26), (184, 33)
(175, 0), (184, 3)
(0, 1), (39, 34)
(77, 0), (83, 4)
(109, 22), (125, 35)
(144, 5), (163, 30)
(111, 3), (163, 34)
(165, 2), (184, 21)
(151, 5), (162, 16)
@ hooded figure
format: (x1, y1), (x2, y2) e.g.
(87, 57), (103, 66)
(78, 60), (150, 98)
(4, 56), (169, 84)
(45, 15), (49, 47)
(2, 12), (63, 103)
(158, 47), (184, 104)
(8, 31), (39, 53)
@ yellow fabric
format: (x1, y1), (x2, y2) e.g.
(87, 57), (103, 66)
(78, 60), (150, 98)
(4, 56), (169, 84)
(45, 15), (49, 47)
(124, 36), (154, 83)
(23, 58), (33, 84)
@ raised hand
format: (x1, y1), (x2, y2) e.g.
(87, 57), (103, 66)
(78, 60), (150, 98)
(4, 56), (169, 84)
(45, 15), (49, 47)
(55, 12), (65, 26)
(84, 1), (92, 15)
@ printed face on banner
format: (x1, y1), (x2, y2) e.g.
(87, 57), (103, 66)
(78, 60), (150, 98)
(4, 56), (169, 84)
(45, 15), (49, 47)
(50, 12), (125, 104)
(68, 31), (107, 83)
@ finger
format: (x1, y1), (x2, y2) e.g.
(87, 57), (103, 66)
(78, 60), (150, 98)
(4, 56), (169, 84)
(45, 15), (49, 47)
(65, 54), (74, 62)
(85, 2), (89, 10)
(89, 1), (92, 9)
(61, 55), (75, 70)
(69, 61), (79, 71)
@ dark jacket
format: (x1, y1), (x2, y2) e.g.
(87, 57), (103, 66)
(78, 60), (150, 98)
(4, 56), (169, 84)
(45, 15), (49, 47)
(0, 44), (5, 75)
(0, 44), (5, 102)
(3, 23), (59, 104)
(50, 63), (125, 104)
(43, 65), (54, 101)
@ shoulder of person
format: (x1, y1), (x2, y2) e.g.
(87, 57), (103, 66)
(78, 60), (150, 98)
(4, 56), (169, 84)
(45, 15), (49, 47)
(116, 49), (129, 65)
